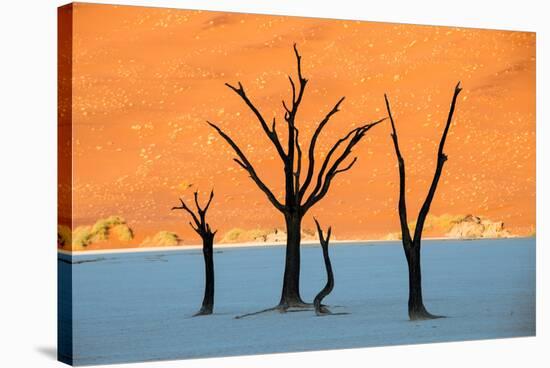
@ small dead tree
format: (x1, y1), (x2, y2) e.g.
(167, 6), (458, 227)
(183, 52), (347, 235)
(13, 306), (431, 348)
(208, 44), (384, 311)
(172, 190), (217, 316)
(384, 82), (462, 320)
(313, 218), (334, 316)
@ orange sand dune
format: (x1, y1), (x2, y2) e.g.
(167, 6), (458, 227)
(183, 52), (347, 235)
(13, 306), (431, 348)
(62, 3), (535, 249)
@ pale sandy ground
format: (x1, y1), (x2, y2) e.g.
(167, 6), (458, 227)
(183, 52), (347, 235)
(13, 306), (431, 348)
(59, 238), (534, 365)
(57, 236), (504, 256)
(58, 239), (383, 256)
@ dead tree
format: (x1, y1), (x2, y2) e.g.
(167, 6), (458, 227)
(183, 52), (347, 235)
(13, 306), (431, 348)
(313, 218), (334, 316)
(384, 82), (462, 320)
(172, 190), (217, 316)
(208, 44), (384, 310)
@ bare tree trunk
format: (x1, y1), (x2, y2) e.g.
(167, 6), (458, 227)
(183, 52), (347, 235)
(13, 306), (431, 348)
(385, 83), (461, 321)
(404, 241), (437, 320)
(280, 213), (305, 307)
(196, 234), (214, 316)
(172, 190), (217, 316)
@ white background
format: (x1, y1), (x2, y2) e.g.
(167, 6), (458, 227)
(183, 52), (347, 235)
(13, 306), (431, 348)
(0, 0), (546, 367)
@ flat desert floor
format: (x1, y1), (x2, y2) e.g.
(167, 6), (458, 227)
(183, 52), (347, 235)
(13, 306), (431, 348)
(58, 238), (535, 365)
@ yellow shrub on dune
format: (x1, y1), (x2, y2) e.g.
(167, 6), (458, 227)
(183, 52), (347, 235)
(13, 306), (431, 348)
(57, 225), (72, 248)
(384, 232), (402, 241)
(221, 228), (245, 243)
(112, 224), (134, 242)
(58, 215), (135, 250)
(141, 231), (181, 247)
(72, 226), (93, 249)
(90, 216), (133, 241)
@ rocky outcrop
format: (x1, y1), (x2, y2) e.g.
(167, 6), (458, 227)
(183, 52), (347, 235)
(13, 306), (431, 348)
(263, 228), (285, 243)
(383, 214), (513, 241)
(264, 228), (316, 243)
(446, 214), (511, 239)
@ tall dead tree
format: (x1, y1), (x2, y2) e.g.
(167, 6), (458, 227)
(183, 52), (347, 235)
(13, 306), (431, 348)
(313, 218), (334, 316)
(209, 44), (384, 309)
(384, 82), (462, 320)
(172, 190), (217, 316)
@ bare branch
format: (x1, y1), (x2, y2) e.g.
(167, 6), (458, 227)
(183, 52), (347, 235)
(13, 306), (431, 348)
(271, 118), (285, 155)
(203, 190), (215, 214)
(172, 198), (200, 228)
(298, 96), (346, 200)
(294, 126), (302, 197)
(281, 44), (309, 203)
(173, 190), (216, 239)
(282, 100), (291, 116)
(302, 118), (385, 212)
(413, 82), (462, 244)
(208, 121), (285, 212)
(437, 82), (462, 158)
(206, 223), (217, 236)
(233, 158), (247, 170)
(189, 221), (200, 234)
(288, 75), (296, 104)
(291, 43), (308, 112)
(307, 126), (360, 199)
(193, 191), (202, 213)
(225, 82), (286, 159)
(333, 157), (358, 176)
(313, 217), (332, 244)
(384, 93), (412, 244)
